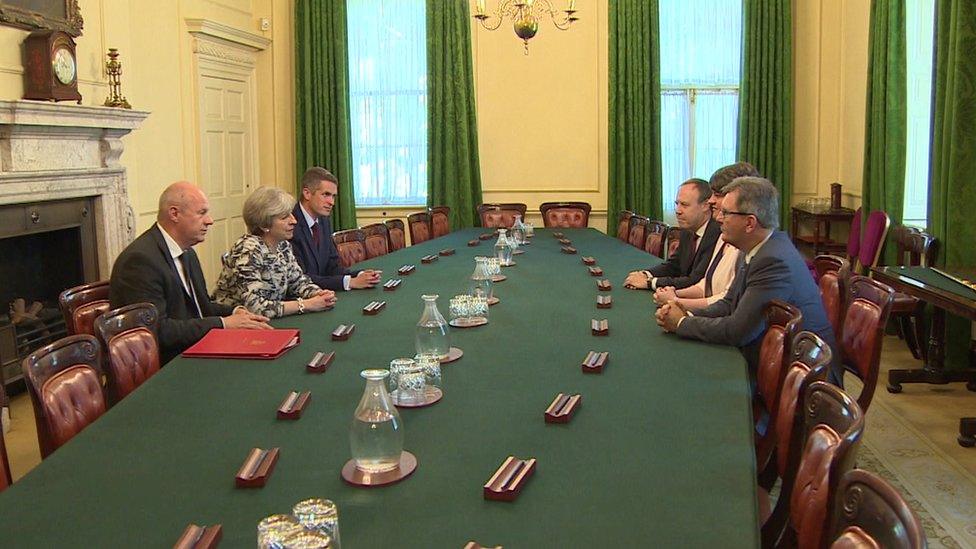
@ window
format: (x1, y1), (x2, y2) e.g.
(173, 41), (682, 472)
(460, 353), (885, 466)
(347, 0), (427, 206)
(659, 0), (742, 220)
(903, 0), (935, 227)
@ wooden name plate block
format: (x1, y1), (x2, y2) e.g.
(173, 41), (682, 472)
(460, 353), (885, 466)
(552, 232), (564, 238)
(596, 295), (612, 309)
(597, 279), (612, 291)
(582, 351), (609, 373)
(363, 301), (387, 315)
(439, 248), (456, 256)
(483, 456), (537, 502)
(544, 392), (582, 424)
(331, 324), (355, 341)
(591, 319), (609, 336)
(468, 239), (480, 247)
(558, 238), (572, 246)
(174, 524), (222, 549)
(306, 351), (335, 373)
(383, 279), (402, 291)
(561, 246), (577, 254)
(588, 266), (604, 277)
(398, 265), (416, 275)
(421, 254), (439, 264)
(235, 447), (279, 488)
(463, 542), (502, 549)
(582, 256), (596, 266)
(479, 232), (495, 240)
(277, 391), (311, 420)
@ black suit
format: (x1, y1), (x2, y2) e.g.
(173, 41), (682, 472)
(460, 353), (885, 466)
(109, 224), (233, 365)
(647, 218), (721, 290)
(290, 203), (359, 291)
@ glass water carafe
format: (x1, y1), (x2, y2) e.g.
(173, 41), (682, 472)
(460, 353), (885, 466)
(469, 256), (494, 302)
(415, 294), (450, 358)
(349, 369), (403, 473)
(494, 228), (513, 266)
(511, 214), (527, 245)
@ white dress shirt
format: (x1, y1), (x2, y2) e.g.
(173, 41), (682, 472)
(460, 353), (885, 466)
(691, 234), (740, 305)
(158, 225), (202, 317)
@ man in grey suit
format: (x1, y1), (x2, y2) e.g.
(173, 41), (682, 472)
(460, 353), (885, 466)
(656, 177), (841, 386)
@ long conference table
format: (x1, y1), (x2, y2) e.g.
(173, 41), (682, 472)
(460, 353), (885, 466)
(0, 228), (759, 547)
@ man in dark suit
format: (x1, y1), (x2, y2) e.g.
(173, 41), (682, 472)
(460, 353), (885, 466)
(624, 178), (721, 291)
(291, 167), (381, 292)
(656, 177), (841, 386)
(110, 181), (271, 364)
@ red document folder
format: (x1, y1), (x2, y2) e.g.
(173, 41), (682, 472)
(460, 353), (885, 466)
(182, 329), (300, 360)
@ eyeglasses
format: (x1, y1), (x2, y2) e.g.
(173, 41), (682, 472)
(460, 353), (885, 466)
(719, 209), (755, 218)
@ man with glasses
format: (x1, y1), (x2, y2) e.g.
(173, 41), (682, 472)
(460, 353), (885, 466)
(624, 178), (720, 291)
(656, 177), (840, 386)
(653, 162), (759, 309)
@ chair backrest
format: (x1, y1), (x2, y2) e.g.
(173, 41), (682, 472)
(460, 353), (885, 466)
(59, 280), (111, 336)
(477, 203), (527, 228)
(787, 382), (865, 549)
(0, 383), (10, 492)
(539, 201), (592, 228)
(857, 210), (891, 272)
(643, 221), (668, 258)
(385, 219), (406, 251)
(774, 332), (833, 480)
(893, 225), (938, 268)
(22, 334), (106, 458)
(665, 226), (682, 257)
(333, 229), (367, 268)
(627, 215), (648, 248)
(813, 255), (851, 337)
(95, 303), (160, 403)
(430, 206), (451, 237)
(407, 212), (432, 244)
(361, 223), (390, 259)
(839, 275), (894, 413)
(616, 210), (635, 241)
(755, 300), (803, 470)
(829, 469), (926, 549)
(846, 207), (862, 263)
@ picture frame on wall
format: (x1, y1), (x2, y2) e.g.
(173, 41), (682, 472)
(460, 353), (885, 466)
(0, 0), (83, 37)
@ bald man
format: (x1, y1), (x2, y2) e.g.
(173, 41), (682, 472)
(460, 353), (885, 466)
(110, 181), (271, 364)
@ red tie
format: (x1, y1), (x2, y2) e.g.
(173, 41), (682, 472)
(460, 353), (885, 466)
(310, 221), (321, 247)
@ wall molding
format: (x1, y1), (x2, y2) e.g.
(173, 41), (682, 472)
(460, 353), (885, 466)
(185, 17), (270, 52)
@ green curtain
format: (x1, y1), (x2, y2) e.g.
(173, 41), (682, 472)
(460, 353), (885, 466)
(738, 0), (793, 228)
(295, 0), (357, 229)
(862, 0), (907, 266)
(608, 0), (663, 223)
(426, 0), (483, 229)
(929, 0), (976, 368)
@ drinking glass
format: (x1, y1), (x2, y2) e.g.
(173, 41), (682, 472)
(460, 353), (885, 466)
(257, 514), (303, 549)
(280, 530), (332, 548)
(292, 498), (340, 548)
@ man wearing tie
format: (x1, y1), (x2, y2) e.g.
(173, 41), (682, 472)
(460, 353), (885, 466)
(291, 167), (381, 291)
(624, 178), (720, 291)
(110, 181), (271, 364)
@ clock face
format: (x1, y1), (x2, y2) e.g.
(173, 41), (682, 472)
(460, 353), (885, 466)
(52, 47), (76, 85)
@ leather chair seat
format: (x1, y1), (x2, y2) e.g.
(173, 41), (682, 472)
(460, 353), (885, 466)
(831, 527), (881, 549)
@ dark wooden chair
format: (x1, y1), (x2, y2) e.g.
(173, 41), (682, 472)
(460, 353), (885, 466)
(839, 275), (894, 414)
(627, 215), (648, 249)
(333, 228), (367, 269)
(813, 255), (851, 337)
(616, 210), (635, 241)
(755, 300), (803, 475)
(95, 303), (160, 405)
(407, 212), (432, 245)
(22, 334), (106, 458)
(430, 205), (451, 237)
(0, 383), (11, 492)
(58, 280), (111, 336)
(665, 226), (682, 258)
(829, 469), (927, 549)
(361, 223), (390, 259)
(539, 201), (591, 228)
(890, 225), (938, 360)
(476, 203), (527, 228)
(643, 220), (668, 258)
(385, 219), (406, 251)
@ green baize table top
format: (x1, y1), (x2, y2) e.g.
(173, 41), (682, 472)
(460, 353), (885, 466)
(0, 228), (758, 548)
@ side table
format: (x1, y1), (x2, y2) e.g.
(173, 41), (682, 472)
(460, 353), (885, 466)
(791, 205), (855, 256)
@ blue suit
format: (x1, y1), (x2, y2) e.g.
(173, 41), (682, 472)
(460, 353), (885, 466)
(675, 230), (841, 385)
(290, 204), (358, 292)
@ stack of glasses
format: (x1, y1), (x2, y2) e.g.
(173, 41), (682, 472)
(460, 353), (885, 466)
(258, 498), (340, 548)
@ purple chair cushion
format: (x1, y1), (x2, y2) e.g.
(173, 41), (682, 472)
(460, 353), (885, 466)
(858, 210), (890, 269)
(846, 207), (862, 261)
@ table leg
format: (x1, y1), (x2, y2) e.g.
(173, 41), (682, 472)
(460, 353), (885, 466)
(813, 221), (822, 255)
(887, 308), (976, 392)
(959, 417), (976, 448)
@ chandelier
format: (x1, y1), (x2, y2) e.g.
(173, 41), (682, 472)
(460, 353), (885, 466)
(473, 0), (579, 55)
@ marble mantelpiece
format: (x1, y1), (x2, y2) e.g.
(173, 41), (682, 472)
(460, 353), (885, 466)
(0, 100), (148, 278)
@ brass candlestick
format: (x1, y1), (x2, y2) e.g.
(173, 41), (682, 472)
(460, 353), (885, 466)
(103, 48), (131, 109)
